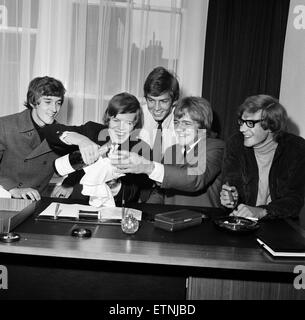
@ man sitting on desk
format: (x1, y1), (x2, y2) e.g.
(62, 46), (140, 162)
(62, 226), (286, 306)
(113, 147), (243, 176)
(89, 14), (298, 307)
(220, 94), (305, 219)
(110, 96), (224, 207)
(0, 76), (66, 200)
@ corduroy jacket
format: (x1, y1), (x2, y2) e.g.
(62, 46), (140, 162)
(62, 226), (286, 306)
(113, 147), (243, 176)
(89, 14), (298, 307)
(222, 132), (305, 219)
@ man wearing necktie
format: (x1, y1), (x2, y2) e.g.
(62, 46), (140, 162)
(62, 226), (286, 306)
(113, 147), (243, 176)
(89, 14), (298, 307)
(138, 66), (180, 203)
(111, 97), (224, 207)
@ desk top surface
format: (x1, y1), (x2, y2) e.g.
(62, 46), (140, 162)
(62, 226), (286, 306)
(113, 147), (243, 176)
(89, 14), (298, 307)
(0, 198), (304, 273)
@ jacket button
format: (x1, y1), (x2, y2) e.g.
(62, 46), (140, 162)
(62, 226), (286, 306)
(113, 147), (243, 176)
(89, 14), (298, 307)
(43, 161), (47, 165)
(19, 182), (23, 187)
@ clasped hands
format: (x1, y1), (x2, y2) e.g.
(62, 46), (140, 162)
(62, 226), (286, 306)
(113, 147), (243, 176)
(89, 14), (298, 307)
(108, 151), (154, 175)
(220, 183), (267, 219)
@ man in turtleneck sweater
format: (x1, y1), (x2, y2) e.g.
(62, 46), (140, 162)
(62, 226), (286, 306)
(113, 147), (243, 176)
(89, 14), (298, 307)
(220, 94), (305, 219)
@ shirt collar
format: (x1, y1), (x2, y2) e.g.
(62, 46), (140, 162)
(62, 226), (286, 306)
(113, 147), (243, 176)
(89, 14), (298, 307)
(183, 137), (202, 154)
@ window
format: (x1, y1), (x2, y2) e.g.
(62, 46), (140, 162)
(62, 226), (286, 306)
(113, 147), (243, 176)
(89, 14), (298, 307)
(0, 0), (39, 116)
(69, 0), (182, 123)
(0, 0), (208, 124)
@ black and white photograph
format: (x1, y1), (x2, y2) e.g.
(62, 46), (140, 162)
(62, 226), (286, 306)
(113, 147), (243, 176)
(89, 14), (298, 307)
(0, 0), (305, 307)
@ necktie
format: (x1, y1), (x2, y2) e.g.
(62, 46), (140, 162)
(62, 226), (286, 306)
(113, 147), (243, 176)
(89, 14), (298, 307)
(183, 146), (187, 158)
(152, 121), (163, 163)
(183, 145), (190, 163)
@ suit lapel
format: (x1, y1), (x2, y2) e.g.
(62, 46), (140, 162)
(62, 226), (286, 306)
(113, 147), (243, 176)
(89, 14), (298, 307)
(25, 138), (53, 159)
(18, 109), (53, 159)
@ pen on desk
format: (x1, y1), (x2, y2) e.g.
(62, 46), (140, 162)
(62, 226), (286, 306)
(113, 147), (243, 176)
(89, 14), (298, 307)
(54, 203), (60, 220)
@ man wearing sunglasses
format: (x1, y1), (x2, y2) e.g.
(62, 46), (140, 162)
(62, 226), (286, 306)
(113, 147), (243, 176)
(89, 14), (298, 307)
(220, 94), (305, 219)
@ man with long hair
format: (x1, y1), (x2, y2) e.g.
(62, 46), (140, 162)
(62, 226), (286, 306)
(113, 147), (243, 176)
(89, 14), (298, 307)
(0, 76), (66, 200)
(220, 94), (305, 219)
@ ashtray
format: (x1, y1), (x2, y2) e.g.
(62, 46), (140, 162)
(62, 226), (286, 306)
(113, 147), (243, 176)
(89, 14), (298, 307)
(0, 232), (21, 243)
(214, 216), (260, 233)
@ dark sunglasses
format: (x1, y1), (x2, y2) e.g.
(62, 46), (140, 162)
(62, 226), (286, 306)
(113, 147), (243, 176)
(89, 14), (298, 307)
(238, 118), (262, 128)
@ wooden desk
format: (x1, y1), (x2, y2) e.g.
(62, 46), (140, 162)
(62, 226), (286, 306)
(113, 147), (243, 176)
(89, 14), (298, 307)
(0, 198), (305, 300)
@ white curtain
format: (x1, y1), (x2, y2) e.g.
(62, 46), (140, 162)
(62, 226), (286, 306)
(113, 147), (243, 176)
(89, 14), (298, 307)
(0, 0), (38, 116)
(0, 0), (209, 124)
(178, 0), (209, 97)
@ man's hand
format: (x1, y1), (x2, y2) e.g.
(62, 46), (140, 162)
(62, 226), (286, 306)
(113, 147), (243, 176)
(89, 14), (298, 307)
(109, 151), (154, 175)
(106, 179), (122, 196)
(61, 131), (101, 165)
(230, 204), (267, 219)
(220, 183), (238, 208)
(9, 187), (41, 201)
(50, 185), (73, 198)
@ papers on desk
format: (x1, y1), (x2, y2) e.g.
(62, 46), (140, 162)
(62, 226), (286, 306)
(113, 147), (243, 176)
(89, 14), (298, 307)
(37, 202), (142, 223)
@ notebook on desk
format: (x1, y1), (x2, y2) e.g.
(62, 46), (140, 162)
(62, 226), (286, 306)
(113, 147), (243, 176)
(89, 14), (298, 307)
(36, 202), (142, 225)
(257, 221), (305, 258)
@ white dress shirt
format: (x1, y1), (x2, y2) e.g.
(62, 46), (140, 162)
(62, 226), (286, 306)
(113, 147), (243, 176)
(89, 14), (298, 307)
(139, 104), (177, 154)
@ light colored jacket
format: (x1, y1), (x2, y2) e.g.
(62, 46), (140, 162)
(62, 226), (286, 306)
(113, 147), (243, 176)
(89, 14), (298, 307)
(0, 109), (58, 195)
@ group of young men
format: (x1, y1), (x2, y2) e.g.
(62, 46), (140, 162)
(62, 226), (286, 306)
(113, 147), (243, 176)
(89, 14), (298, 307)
(1, 67), (305, 220)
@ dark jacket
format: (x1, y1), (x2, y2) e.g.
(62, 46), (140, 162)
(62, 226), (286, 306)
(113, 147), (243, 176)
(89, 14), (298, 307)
(42, 122), (151, 204)
(161, 137), (224, 207)
(222, 132), (305, 219)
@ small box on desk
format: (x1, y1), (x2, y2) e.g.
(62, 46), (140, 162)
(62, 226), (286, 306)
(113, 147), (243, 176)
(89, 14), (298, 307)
(154, 209), (202, 232)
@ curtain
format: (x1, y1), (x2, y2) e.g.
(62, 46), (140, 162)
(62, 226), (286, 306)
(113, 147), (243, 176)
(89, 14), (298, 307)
(0, 0), (208, 125)
(178, 0), (209, 96)
(202, 0), (290, 140)
(280, 0), (305, 138)
(67, 0), (185, 125)
(0, 0), (38, 116)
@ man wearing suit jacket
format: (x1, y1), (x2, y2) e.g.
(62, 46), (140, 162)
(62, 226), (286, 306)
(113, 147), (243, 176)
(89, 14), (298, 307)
(110, 97), (224, 207)
(0, 76), (66, 200)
